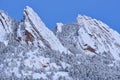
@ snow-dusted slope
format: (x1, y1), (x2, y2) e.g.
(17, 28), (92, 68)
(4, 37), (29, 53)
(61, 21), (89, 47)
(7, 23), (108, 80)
(0, 6), (120, 80)
(55, 14), (120, 61)
(77, 15), (120, 60)
(0, 10), (12, 42)
(17, 6), (70, 53)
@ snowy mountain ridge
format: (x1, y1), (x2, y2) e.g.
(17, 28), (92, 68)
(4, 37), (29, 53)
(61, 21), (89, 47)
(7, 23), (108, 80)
(76, 14), (120, 59)
(0, 6), (120, 80)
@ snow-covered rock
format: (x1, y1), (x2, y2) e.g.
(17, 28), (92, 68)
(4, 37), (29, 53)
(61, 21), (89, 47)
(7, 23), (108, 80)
(21, 6), (70, 53)
(55, 14), (120, 60)
(0, 10), (12, 42)
(0, 6), (120, 80)
(56, 23), (63, 33)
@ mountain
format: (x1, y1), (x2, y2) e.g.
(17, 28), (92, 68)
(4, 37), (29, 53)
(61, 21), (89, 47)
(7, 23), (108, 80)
(55, 14), (120, 59)
(0, 6), (120, 80)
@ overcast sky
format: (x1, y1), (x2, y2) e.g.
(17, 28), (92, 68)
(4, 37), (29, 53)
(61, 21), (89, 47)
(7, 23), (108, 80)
(0, 0), (120, 33)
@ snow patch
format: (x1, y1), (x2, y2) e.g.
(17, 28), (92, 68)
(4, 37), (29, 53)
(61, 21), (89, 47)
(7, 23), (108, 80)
(56, 23), (63, 32)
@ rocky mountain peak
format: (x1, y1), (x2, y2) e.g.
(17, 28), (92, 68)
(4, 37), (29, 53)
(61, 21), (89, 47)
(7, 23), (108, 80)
(54, 14), (120, 60)
(0, 10), (12, 32)
(0, 6), (120, 80)
(0, 10), (12, 42)
(16, 6), (70, 53)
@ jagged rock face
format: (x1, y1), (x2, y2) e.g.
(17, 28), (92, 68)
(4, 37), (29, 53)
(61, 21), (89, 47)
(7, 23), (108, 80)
(17, 6), (69, 53)
(0, 11), (12, 42)
(55, 15), (120, 60)
(0, 6), (120, 80)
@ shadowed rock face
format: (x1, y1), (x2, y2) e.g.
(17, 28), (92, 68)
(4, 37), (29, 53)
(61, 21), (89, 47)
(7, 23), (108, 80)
(0, 6), (120, 80)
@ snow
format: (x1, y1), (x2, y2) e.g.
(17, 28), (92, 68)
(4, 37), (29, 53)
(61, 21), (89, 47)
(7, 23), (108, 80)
(33, 73), (47, 79)
(61, 62), (70, 69)
(0, 6), (120, 79)
(53, 72), (69, 80)
(0, 64), (3, 68)
(78, 27), (95, 49)
(24, 50), (50, 69)
(4, 40), (8, 46)
(24, 6), (70, 53)
(12, 67), (21, 78)
(49, 63), (61, 70)
(56, 23), (63, 32)
(0, 15), (7, 41)
(0, 23), (6, 42)
(0, 12), (12, 33)
(0, 11), (12, 43)
(33, 73), (41, 79)
(76, 14), (120, 60)
(24, 21), (45, 47)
